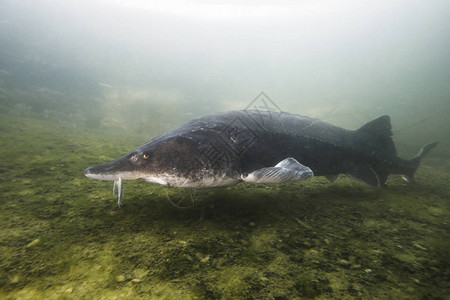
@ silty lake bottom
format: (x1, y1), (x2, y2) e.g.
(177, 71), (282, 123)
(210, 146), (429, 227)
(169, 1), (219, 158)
(0, 113), (449, 300)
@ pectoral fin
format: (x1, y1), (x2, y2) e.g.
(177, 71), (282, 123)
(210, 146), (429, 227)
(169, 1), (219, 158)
(242, 158), (313, 183)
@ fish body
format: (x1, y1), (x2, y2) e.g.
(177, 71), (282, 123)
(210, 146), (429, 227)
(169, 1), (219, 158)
(85, 110), (437, 203)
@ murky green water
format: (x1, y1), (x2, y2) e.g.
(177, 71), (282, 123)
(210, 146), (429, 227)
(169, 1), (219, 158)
(0, 113), (449, 299)
(1, 0), (450, 298)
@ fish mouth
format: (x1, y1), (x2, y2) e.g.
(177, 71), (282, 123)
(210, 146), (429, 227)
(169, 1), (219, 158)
(85, 160), (147, 207)
(85, 161), (170, 207)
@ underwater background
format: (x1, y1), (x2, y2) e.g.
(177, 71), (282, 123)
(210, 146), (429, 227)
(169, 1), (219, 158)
(1, 0), (449, 299)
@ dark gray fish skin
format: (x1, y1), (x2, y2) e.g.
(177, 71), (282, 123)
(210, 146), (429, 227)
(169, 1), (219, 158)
(85, 110), (437, 188)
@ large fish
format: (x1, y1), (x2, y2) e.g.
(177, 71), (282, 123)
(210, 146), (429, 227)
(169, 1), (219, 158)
(85, 110), (437, 205)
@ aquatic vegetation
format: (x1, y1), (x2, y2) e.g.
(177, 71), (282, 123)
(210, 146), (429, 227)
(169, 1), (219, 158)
(0, 113), (449, 299)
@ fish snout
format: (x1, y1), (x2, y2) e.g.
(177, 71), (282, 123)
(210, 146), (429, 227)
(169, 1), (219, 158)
(84, 165), (115, 180)
(84, 160), (138, 181)
(84, 166), (93, 177)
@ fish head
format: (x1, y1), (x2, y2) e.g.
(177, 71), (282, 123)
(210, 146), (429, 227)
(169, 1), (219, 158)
(84, 136), (205, 185)
(84, 150), (155, 181)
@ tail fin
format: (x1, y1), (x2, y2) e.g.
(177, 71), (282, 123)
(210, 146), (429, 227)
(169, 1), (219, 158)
(353, 116), (437, 186)
(402, 142), (438, 183)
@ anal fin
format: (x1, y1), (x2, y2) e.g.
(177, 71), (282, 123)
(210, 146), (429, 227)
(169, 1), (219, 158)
(242, 158), (313, 184)
(325, 175), (339, 182)
(346, 163), (380, 187)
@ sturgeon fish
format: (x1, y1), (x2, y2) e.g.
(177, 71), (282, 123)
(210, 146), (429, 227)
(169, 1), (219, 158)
(85, 110), (437, 205)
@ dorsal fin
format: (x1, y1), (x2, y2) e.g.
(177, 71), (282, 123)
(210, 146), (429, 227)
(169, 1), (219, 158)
(356, 115), (397, 155)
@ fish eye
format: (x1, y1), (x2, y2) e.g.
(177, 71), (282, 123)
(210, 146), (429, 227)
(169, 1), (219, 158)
(143, 154), (149, 159)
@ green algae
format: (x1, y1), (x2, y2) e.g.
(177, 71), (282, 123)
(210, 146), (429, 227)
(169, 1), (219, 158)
(0, 113), (449, 299)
